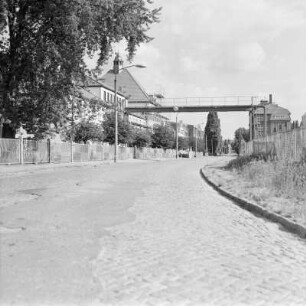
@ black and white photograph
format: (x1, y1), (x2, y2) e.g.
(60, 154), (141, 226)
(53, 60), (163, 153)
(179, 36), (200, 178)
(1, 0), (306, 305)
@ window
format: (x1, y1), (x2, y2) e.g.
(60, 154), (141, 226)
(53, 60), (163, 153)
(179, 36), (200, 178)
(257, 126), (263, 132)
(104, 91), (106, 101)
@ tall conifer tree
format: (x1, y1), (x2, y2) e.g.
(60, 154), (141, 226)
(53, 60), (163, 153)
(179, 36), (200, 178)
(204, 111), (221, 155)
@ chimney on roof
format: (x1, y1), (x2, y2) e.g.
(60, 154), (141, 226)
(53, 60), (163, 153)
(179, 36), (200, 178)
(269, 94), (272, 104)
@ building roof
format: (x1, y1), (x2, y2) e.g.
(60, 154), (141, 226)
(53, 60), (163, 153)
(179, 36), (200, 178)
(84, 75), (126, 97)
(102, 69), (151, 103)
(255, 102), (291, 120)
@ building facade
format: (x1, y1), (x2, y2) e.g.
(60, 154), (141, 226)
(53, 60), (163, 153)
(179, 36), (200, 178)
(83, 77), (127, 124)
(250, 99), (291, 139)
(302, 113), (306, 128)
(101, 67), (169, 130)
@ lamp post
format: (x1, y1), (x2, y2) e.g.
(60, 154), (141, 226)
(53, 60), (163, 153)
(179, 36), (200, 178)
(173, 106), (179, 159)
(195, 127), (198, 158)
(113, 53), (146, 163)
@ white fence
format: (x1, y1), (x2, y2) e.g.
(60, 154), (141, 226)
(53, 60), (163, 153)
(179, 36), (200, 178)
(0, 138), (179, 165)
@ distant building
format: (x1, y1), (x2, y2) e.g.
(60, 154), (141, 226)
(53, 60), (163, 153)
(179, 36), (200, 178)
(170, 120), (189, 138)
(82, 77), (127, 124)
(302, 113), (306, 128)
(251, 98), (291, 138)
(101, 68), (169, 130)
(187, 124), (204, 150)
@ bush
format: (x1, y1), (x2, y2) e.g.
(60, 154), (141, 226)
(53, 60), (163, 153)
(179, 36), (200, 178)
(271, 160), (306, 198)
(132, 129), (152, 148)
(225, 153), (273, 170)
(226, 155), (306, 199)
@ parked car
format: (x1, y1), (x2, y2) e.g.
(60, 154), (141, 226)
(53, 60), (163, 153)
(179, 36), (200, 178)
(179, 150), (189, 158)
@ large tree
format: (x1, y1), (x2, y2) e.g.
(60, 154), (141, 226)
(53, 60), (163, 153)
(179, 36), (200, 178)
(232, 127), (250, 154)
(151, 124), (174, 150)
(0, 0), (161, 137)
(178, 136), (189, 151)
(71, 120), (104, 143)
(102, 112), (133, 145)
(132, 128), (152, 148)
(204, 111), (221, 155)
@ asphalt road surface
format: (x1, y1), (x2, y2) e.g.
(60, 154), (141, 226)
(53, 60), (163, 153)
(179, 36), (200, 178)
(1, 158), (306, 306)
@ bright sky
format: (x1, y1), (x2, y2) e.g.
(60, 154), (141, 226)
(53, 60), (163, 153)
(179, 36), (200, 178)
(87, 0), (306, 139)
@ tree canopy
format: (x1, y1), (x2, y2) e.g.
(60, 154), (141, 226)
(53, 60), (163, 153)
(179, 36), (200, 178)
(0, 0), (161, 137)
(102, 112), (133, 145)
(151, 124), (174, 150)
(132, 128), (152, 148)
(72, 120), (104, 143)
(232, 127), (250, 154)
(204, 111), (221, 155)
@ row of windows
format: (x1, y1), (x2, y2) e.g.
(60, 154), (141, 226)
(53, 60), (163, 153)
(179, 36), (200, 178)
(103, 90), (124, 104)
(272, 115), (287, 120)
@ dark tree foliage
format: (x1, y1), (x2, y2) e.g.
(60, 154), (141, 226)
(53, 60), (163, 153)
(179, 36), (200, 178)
(232, 127), (250, 154)
(151, 124), (174, 150)
(132, 128), (152, 148)
(178, 136), (189, 150)
(102, 112), (133, 145)
(189, 137), (205, 153)
(204, 111), (221, 155)
(73, 120), (104, 143)
(221, 139), (231, 154)
(0, 0), (161, 136)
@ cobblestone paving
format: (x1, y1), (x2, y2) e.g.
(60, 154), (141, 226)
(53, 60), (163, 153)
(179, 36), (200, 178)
(93, 159), (306, 306)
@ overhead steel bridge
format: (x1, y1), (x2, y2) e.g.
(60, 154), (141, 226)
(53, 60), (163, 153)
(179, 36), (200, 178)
(125, 96), (263, 113)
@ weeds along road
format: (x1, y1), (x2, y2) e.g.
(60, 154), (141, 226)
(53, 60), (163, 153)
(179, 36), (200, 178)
(1, 157), (306, 306)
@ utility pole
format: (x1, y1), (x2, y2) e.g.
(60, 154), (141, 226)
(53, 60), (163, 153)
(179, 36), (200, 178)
(172, 106), (179, 158)
(113, 53), (145, 163)
(195, 129), (198, 157)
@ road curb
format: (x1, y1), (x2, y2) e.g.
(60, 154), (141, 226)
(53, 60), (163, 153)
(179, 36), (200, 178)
(200, 167), (306, 239)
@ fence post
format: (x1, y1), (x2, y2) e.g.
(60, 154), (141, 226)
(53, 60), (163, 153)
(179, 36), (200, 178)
(294, 129), (297, 160)
(134, 145), (137, 159)
(19, 136), (24, 164)
(70, 140), (73, 163)
(47, 139), (51, 163)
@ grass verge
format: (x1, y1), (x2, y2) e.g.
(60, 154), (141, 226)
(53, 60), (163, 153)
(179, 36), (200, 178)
(207, 154), (306, 226)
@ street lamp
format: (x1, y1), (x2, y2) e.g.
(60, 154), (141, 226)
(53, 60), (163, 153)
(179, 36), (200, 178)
(113, 53), (146, 163)
(194, 127), (198, 158)
(173, 106), (179, 159)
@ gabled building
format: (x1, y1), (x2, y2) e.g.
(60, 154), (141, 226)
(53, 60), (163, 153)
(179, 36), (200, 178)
(251, 98), (291, 138)
(82, 77), (127, 124)
(101, 68), (169, 130)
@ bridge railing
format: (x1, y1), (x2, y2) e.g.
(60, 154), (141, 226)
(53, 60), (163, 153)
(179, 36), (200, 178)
(156, 96), (259, 107)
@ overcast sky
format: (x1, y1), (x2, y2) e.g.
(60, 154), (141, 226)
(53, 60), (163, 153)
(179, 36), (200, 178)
(89, 0), (306, 139)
